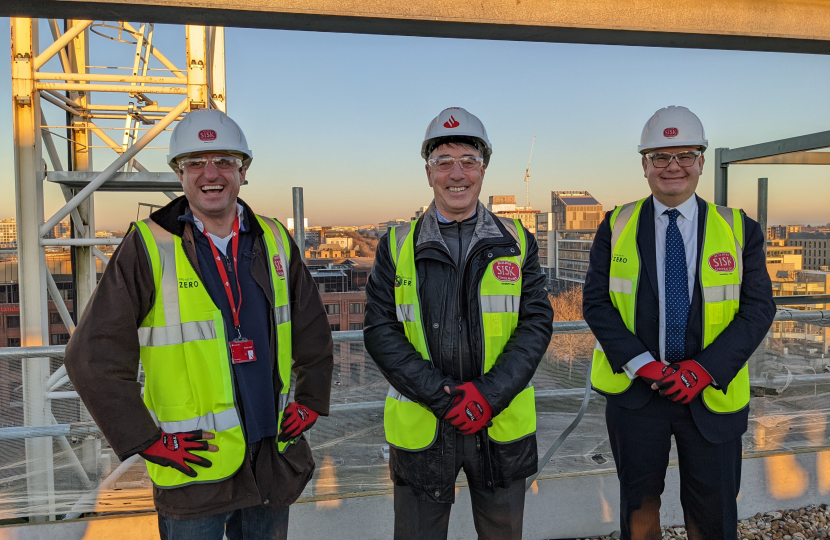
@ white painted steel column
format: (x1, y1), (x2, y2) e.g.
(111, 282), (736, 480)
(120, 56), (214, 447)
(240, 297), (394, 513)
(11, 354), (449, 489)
(186, 26), (208, 109)
(68, 20), (97, 322)
(12, 17), (56, 521)
(209, 27), (226, 112)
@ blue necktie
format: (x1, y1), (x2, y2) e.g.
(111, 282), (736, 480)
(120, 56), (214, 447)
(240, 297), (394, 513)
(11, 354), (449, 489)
(664, 209), (689, 363)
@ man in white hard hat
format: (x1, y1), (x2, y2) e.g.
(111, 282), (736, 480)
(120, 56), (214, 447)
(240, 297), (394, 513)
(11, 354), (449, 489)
(66, 108), (333, 540)
(583, 106), (775, 539)
(364, 107), (553, 539)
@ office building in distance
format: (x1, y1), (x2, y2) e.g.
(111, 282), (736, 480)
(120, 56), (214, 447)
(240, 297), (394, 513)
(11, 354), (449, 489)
(536, 191), (603, 293)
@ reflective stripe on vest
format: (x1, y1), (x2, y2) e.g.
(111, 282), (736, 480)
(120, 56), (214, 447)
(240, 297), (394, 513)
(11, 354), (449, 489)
(384, 217), (535, 450)
(135, 214), (293, 488)
(590, 199), (748, 414)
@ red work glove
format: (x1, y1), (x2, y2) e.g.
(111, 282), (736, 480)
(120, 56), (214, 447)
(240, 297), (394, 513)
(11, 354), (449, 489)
(278, 403), (319, 442)
(656, 360), (713, 404)
(444, 382), (493, 435)
(636, 361), (678, 387)
(139, 430), (216, 478)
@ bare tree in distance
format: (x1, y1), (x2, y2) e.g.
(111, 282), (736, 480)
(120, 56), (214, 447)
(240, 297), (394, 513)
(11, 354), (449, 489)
(546, 287), (594, 377)
(334, 230), (379, 257)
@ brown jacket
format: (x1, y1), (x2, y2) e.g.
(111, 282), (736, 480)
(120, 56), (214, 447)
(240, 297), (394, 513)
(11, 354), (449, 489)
(65, 197), (333, 519)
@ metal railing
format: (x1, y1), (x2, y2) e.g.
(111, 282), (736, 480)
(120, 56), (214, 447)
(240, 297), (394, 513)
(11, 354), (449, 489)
(1, 309), (827, 440)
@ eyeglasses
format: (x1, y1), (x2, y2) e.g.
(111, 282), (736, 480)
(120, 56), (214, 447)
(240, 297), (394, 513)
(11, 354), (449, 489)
(428, 156), (484, 172)
(179, 156), (242, 172)
(646, 150), (701, 168)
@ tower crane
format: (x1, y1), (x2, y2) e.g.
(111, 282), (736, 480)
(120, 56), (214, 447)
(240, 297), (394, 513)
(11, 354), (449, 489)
(523, 136), (536, 208)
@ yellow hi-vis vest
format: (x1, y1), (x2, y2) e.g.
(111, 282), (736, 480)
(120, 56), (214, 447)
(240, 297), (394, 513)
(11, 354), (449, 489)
(384, 217), (537, 451)
(590, 198), (750, 414)
(134, 215), (294, 488)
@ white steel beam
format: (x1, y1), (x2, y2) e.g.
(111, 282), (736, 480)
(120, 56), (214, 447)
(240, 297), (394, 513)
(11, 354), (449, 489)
(208, 27), (226, 112)
(35, 72), (185, 84)
(122, 21), (185, 77)
(33, 20), (91, 70)
(35, 82), (187, 94)
(40, 98), (190, 236)
(186, 26), (207, 109)
(12, 17), (56, 522)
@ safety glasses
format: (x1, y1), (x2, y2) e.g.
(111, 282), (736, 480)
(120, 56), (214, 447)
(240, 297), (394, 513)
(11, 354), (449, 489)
(645, 150), (701, 168)
(179, 156), (243, 172)
(428, 156), (484, 172)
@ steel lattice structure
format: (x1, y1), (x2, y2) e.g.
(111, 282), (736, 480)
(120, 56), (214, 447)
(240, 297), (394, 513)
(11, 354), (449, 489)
(10, 18), (226, 520)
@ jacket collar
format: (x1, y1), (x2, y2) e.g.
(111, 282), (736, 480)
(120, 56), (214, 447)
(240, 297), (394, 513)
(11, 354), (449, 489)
(417, 200), (505, 256)
(149, 196), (264, 238)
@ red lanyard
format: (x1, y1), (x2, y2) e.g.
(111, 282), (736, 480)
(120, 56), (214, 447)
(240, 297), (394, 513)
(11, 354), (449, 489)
(202, 217), (243, 335)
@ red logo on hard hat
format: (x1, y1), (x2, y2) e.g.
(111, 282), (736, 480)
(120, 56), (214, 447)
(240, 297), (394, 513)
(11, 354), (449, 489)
(443, 116), (460, 129)
(663, 127), (679, 138)
(492, 261), (520, 282)
(199, 129), (217, 141)
(708, 252), (736, 272)
(273, 255), (285, 278)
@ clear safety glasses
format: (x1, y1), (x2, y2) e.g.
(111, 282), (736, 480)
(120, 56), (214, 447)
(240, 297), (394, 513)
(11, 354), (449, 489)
(428, 156), (484, 172)
(178, 156), (243, 172)
(646, 150), (701, 168)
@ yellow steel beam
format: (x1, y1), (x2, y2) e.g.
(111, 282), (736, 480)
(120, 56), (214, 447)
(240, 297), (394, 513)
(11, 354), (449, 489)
(5, 0), (830, 54)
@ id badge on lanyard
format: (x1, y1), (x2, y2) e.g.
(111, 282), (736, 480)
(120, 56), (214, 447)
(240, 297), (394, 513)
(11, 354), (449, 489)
(203, 217), (257, 364)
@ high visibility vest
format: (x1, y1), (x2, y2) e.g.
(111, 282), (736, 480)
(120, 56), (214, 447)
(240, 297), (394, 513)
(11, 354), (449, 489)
(134, 215), (294, 488)
(590, 198), (750, 414)
(384, 217), (536, 451)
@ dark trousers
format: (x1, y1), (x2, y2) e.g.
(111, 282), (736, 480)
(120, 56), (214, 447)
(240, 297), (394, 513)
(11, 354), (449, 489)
(393, 433), (525, 540)
(605, 398), (742, 540)
(158, 441), (289, 540)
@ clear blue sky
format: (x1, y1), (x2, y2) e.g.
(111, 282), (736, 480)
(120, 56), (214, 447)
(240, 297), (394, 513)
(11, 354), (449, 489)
(1, 20), (829, 229)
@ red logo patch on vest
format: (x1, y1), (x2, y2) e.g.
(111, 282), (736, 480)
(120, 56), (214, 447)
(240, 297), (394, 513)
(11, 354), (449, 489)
(708, 252), (736, 272)
(198, 129), (217, 141)
(492, 261), (520, 282)
(663, 127), (678, 138)
(273, 255), (285, 278)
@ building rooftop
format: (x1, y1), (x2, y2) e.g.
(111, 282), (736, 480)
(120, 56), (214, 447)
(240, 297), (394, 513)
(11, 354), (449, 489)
(557, 196), (601, 206)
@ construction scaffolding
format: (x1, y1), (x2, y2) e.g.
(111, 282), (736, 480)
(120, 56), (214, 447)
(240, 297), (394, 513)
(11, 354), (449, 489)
(10, 17), (226, 521)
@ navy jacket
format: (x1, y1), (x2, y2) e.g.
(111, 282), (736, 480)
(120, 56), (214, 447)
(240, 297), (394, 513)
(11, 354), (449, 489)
(583, 195), (776, 443)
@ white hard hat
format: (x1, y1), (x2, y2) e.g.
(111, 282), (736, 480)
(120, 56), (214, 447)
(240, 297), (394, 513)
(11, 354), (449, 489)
(421, 107), (493, 165)
(167, 108), (253, 170)
(639, 106), (708, 154)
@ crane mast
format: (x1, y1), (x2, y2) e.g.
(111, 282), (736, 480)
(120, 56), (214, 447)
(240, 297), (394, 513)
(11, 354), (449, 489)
(523, 136), (536, 208)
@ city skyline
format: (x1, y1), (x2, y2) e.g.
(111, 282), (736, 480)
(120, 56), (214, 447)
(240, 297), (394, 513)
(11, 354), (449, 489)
(0, 21), (828, 230)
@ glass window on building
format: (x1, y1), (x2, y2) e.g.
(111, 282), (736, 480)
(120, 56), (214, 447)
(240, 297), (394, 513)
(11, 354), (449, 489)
(330, 324), (341, 331)
(50, 333), (70, 345)
(7, 315), (19, 328)
(350, 323), (364, 330)
(349, 303), (364, 314)
(49, 312), (63, 325)
(7, 337), (20, 347)
(325, 304), (340, 315)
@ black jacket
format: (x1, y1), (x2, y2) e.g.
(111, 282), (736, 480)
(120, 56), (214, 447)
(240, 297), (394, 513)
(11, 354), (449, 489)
(583, 195), (775, 443)
(364, 202), (553, 502)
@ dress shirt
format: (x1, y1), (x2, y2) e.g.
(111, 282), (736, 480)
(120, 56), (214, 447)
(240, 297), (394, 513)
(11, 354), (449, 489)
(623, 194), (698, 378)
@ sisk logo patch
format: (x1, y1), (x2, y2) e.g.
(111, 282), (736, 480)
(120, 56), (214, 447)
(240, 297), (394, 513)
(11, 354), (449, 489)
(663, 127), (678, 138)
(395, 275), (412, 288)
(443, 116), (460, 129)
(708, 252), (736, 272)
(199, 129), (217, 141)
(492, 261), (520, 283)
(273, 255), (285, 278)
